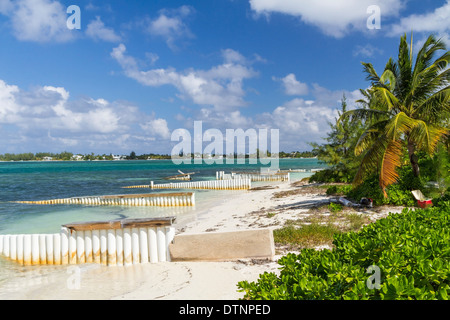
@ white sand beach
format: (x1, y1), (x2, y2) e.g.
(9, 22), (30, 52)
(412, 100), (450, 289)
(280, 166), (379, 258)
(0, 179), (404, 300)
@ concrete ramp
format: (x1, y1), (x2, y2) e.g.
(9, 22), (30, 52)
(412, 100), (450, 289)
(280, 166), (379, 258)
(169, 229), (275, 262)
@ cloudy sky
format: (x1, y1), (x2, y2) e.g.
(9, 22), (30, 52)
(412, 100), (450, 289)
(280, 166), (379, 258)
(0, 0), (449, 155)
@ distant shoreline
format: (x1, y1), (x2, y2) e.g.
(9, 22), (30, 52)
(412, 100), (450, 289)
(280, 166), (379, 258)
(0, 157), (319, 162)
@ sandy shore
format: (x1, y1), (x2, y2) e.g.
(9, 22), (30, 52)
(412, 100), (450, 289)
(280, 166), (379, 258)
(0, 179), (404, 300)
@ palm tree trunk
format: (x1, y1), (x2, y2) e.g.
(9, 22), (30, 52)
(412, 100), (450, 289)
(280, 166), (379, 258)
(407, 140), (420, 177)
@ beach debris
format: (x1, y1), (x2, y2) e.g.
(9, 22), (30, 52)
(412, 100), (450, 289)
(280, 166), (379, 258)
(338, 197), (361, 207)
(411, 190), (433, 208)
(164, 170), (195, 181)
(360, 197), (373, 208)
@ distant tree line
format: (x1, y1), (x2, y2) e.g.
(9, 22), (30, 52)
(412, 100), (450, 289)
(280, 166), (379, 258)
(0, 150), (318, 161)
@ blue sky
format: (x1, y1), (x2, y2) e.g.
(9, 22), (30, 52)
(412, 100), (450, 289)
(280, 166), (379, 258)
(0, 0), (449, 155)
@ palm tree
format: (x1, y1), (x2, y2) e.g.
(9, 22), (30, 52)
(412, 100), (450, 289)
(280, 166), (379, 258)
(343, 33), (450, 196)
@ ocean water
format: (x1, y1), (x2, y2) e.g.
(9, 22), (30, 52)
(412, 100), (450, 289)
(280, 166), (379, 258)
(0, 158), (325, 291)
(0, 158), (324, 235)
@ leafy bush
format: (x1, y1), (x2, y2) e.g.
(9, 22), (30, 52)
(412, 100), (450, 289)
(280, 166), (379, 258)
(309, 167), (354, 183)
(346, 167), (422, 207)
(326, 184), (353, 196)
(238, 206), (450, 300)
(328, 202), (343, 213)
(432, 191), (450, 208)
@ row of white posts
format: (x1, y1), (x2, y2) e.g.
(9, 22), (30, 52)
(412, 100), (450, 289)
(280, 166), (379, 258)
(0, 218), (176, 266)
(216, 171), (290, 182)
(14, 192), (195, 207)
(148, 179), (252, 190)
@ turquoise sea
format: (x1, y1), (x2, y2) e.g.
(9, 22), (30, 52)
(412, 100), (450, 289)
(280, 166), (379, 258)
(0, 158), (325, 292)
(0, 158), (326, 236)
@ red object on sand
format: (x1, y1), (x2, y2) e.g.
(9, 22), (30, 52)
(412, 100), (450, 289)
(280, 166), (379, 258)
(417, 200), (433, 208)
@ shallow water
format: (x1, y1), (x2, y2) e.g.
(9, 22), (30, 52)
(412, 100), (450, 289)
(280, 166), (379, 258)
(0, 159), (322, 293)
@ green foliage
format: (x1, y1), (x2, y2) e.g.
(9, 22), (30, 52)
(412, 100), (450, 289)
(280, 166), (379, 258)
(326, 184), (353, 196)
(278, 151), (318, 158)
(274, 224), (340, 249)
(310, 167), (355, 183)
(346, 167), (422, 206)
(432, 189), (450, 208)
(238, 206), (450, 300)
(309, 95), (365, 183)
(328, 202), (343, 213)
(347, 33), (450, 193)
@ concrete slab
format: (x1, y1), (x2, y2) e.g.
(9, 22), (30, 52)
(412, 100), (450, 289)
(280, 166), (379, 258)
(169, 229), (275, 262)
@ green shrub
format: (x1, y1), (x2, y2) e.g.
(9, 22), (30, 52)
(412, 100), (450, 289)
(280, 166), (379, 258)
(274, 224), (340, 249)
(346, 168), (421, 207)
(328, 202), (343, 213)
(309, 167), (354, 183)
(432, 190), (450, 208)
(326, 185), (338, 195)
(238, 206), (450, 300)
(326, 185), (353, 196)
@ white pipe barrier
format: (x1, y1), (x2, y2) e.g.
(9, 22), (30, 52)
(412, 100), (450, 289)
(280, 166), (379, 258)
(216, 171), (290, 182)
(147, 179), (252, 190)
(14, 192), (195, 207)
(0, 218), (176, 266)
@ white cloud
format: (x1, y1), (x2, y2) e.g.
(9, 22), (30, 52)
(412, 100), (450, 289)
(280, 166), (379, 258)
(1, 0), (75, 42)
(0, 79), (20, 124)
(172, 81), (364, 152)
(86, 16), (121, 42)
(389, 1), (450, 37)
(353, 44), (384, 58)
(274, 73), (309, 96)
(145, 5), (195, 50)
(251, 85), (363, 150)
(0, 79), (171, 153)
(249, 0), (404, 38)
(0, 0), (13, 14)
(111, 44), (258, 112)
(141, 118), (171, 139)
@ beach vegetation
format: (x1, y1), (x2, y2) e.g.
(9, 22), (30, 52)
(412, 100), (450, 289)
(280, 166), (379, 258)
(274, 223), (340, 249)
(310, 94), (365, 184)
(327, 202), (343, 213)
(275, 206), (371, 250)
(309, 33), (450, 205)
(342, 33), (450, 197)
(238, 204), (450, 300)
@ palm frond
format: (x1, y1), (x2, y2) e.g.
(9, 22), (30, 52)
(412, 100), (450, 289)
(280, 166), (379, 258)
(353, 135), (387, 186)
(354, 120), (390, 156)
(372, 86), (402, 111)
(384, 112), (417, 141)
(414, 86), (450, 122)
(397, 34), (413, 100)
(379, 140), (403, 196)
(409, 122), (449, 155)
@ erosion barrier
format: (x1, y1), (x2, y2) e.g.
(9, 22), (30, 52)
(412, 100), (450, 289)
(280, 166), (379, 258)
(216, 171), (290, 182)
(14, 192), (195, 207)
(0, 217), (176, 266)
(124, 179), (252, 190)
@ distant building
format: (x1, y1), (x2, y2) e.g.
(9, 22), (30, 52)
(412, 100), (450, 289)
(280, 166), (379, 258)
(112, 155), (126, 160)
(42, 157), (53, 161)
(72, 154), (83, 161)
